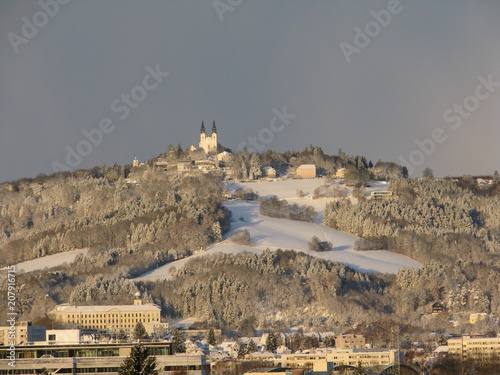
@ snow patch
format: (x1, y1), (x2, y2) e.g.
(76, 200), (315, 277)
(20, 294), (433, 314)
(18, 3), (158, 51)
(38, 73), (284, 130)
(11, 249), (89, 274)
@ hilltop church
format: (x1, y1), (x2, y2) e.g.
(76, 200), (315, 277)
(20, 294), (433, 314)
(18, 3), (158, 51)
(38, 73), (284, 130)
(199, 121), (218, 153)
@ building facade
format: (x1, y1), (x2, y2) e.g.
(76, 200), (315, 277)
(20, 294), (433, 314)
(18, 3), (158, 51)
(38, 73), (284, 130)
(448, 336), (500, 360)
(199, 121), (218, 153)
(370, 191), (393, 200)
(296, 165), (316, 179)
(0, 321), (45, 346)
(335, 334), (366, 349)
(0, 342), (207, 375)
(49, 300), (163, 334)
(262, 166), (277, 178)
(316, 349), (402, 369)
(281, 349), (402, 372)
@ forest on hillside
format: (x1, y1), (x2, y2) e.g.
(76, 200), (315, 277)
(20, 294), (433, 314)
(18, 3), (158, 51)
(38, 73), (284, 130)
(0, 148), (499, 337)
(324, 177), (500, 324)
(0, 165), (230, 320)
(0, 165), (229, 267)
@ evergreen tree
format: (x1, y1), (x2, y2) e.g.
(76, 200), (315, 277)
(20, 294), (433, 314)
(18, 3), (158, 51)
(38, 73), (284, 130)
(176, 144), (184, 158)
(133, 321), (148, 341)
(266, 332), (279, 352)
(117, 329), (128, 342)
(237, 344), (247, 358)
(247, 340), (257, 353)
(118, 344), (159, 375)
(494, 170), (499, 182)
(207, 329), (217, 346)
(172, 330), (186, 353)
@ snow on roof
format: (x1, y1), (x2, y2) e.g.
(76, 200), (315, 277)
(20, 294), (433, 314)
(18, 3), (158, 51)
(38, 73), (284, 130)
(51, 303), (160, 313)
(434, 345), (449, 353)
(297, 164), (316, 169)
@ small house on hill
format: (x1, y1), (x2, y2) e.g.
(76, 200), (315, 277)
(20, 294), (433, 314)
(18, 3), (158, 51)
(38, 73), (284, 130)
(336, 168), (347, 178)
(431, 302), (446, 314)
(262, 166), (277, 178)
(296, 164), (316, 179)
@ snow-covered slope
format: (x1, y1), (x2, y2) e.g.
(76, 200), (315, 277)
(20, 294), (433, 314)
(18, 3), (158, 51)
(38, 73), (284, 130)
(7, 249), (88, 274)
(136, 198), (421, 281)
(228, 178), (390, 221)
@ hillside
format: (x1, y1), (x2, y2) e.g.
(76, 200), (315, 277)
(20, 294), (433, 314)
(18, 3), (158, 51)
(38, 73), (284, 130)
(136, 199), (421, 281)
(0, 151), (498, 334)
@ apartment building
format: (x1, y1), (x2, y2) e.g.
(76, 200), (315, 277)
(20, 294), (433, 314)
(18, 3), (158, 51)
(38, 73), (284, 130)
(0, 342), (207, 375)
(311, 348), (402, 370)
(0, 321), (45, 345)
(335, 334), (366, 349)
(448, 336), (500, 360)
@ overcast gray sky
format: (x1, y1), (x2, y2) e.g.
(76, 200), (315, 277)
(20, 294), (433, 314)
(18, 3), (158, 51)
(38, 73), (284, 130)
(1, 0), (499, 183)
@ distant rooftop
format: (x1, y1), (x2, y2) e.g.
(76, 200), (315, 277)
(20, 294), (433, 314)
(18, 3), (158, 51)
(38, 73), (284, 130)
(297, 164), (316, 169)
(51, 303), (160, 313)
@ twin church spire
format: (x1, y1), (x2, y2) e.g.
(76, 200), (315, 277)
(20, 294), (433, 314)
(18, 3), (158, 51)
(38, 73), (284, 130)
(200, 121), (217, 134)
(199, 121), (218, 153)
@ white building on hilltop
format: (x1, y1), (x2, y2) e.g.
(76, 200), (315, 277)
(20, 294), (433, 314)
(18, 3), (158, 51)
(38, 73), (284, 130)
(199, 121), (218, 153)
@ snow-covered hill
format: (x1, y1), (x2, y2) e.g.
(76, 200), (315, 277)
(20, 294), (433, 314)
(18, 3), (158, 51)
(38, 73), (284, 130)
(136, 191), (421, 281)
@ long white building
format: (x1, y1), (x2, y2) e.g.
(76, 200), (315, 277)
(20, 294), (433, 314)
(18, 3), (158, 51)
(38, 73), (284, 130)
(0, 342), (207, 375)
(48, 300), (166, 334)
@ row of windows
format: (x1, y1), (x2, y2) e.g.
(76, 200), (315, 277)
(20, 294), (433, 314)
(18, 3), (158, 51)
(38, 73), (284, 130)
(0, 349), (120, 359)
(0, 370), (73, 374)
(0, 368), (121, 374)
(77, 324), (145, 330)
(1, 365), (204, 374)
(66, 313), (157, 319)
(69, 318), (154, 324)
(164, 365), (202, 371)
(75, 368), (120, 373)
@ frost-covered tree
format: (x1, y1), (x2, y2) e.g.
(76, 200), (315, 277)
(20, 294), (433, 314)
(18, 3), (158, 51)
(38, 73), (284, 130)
(266, 332), (279, 352)
(212, 222), (222, 242)
(172, 330), (186, 353)
(249, 153), (262, 180)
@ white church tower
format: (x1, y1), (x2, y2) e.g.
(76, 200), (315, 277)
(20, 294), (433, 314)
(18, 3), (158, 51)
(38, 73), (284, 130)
(199, 121), (218, 153)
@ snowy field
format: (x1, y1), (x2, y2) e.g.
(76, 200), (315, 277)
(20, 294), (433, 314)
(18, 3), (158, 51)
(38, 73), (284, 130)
(228, 178), (389, 221)
(136, 196), (421, 281)
(5, 248), (89, 274)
